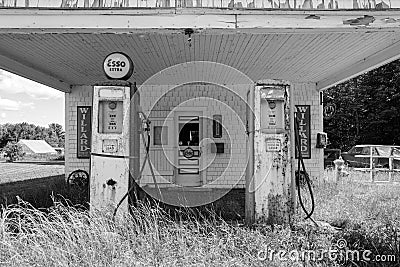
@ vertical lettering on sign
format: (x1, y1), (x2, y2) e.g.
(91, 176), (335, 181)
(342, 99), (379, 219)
(77, 106), (92, 158)
(295, 105), (311, 159)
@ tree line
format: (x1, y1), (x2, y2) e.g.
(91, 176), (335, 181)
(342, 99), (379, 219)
(324, 60), (400, 152)
(0, 122), (65, 149)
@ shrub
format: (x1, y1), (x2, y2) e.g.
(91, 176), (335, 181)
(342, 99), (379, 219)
(3, 141), (24, 162)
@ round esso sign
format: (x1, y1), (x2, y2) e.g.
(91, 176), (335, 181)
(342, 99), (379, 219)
(103, 52), (134, 80)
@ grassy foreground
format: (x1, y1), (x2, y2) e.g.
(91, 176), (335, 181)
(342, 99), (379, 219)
(0, 172), (399, 267)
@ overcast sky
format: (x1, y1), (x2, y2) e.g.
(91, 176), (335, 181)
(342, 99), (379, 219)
(0, 69), (65, 128)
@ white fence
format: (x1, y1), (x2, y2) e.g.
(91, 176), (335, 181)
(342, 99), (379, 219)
(353, 153), (400, 182)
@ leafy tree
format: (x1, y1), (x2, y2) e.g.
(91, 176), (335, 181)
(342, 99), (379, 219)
(324, 60), (400, 151)
(3, 141), (24, 162)
(48, 123), (65, 148)
(0, 124), (15, 148)
(0, 123), (65, 149)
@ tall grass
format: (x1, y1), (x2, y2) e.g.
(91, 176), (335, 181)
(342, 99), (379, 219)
(0, 199), (337, 267)
(313, 171), (400, 266)
(1, 171), (399, 266)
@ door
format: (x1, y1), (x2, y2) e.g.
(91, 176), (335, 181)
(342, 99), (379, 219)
(175, 111), (203, 187)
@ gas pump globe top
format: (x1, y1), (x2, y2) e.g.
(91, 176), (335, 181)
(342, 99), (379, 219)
(260, 86), (286, 134)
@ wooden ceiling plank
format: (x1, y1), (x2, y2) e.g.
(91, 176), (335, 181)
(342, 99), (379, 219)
(273, 33), (331, 78)
(146, 34), (168, 77)
(121, 34), (153, 84)
(57, 34), (100, 81)
(1, 34), (83, 85)
(0, 53), (71, 92)
(269, 33), (318, 76)
(240, 35), (266, 79)
(211, 33), (223, 64)
(295, 33), (358, 80)
(238, 34), (271, 77)
(169, 34), (186, 68)
(217, 35), (230, 84)
(163, 34), (175, 70)
(252, 34), (293, 79)
(2, 30), (400, 88)
(308, 32), (395, 82)
(245, 34), (280, 80)
(225, 33), (244, 70)
(274, 33), (340, 80)
(153, 33), (172, 71)
(299, 32), (383, 81)
(215, 33), (230, 66)
(258, 34), (306, 79)
(194, 32), (201, 67)
(206, 33), (220, 66)
(202, 33), (210, 63)
(317, 37), (400, 90)
(230, 33), (253, 75)
(274, 32), (360, 81)
(226, 34), (245, 69)
(203, 34), (219, 82)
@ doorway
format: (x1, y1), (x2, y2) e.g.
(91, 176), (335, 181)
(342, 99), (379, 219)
(175, 111), (203, 187)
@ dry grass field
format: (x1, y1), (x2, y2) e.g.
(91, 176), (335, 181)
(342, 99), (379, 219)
(0, 161), (64, 184)
(0, 170), (399, 266)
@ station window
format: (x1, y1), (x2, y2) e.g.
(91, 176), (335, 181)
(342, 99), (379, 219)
(154, 126), (168, 145)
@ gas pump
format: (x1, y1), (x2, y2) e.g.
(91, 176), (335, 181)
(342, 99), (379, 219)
(253, 82), (294, 225)
(260, 86), (286, 134)
(90, 85), (131, 212)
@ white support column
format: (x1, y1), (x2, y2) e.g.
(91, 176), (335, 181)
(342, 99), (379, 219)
(65, 85), (93, 180)
(292, 83), (324, 180)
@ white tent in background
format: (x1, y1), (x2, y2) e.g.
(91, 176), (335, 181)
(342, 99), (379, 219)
(17, 139), (57, 155)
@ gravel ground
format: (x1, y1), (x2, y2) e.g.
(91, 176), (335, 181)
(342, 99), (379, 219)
(0, 161), (65, 184)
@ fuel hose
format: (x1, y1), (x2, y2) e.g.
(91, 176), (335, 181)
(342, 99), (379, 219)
(294, 116), (316, 221)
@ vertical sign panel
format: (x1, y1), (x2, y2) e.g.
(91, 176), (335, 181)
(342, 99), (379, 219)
(77, 106), (92, 158)
(295, 105), (311, 159)
(213, 115), (222, 138)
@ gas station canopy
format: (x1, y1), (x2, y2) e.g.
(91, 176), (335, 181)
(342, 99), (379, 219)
(1, 9), (400, 91)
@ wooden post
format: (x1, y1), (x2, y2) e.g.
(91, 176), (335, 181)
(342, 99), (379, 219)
(389, 156), (393, 182)
(290, 84), (297, 215)
(370, 147), (375, 182)
(245, 86), (255, 225)
(335, 163), (340, 183)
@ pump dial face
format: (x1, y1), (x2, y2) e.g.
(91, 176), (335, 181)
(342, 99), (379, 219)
(268, 101), (276, 109)
(108, 101), (117, 110)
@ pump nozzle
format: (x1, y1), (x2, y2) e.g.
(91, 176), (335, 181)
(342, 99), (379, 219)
(138, 111), (151, 132)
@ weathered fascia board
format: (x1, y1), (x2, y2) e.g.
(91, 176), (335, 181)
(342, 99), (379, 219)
(236, 14), (400, 30)
(0, 54), (71, 93)
(3, 8), (400, 15)
(2, 9), (400, 31)
(0, 13), (236, 30)
(316, 39), (400, 91)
